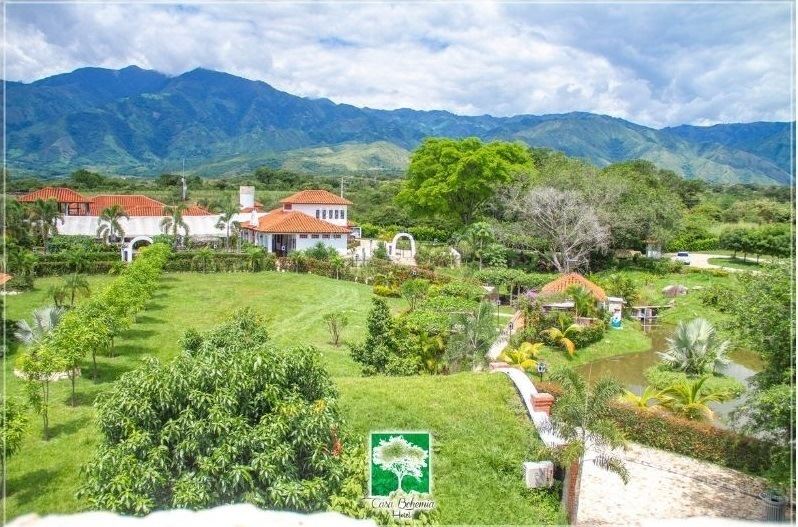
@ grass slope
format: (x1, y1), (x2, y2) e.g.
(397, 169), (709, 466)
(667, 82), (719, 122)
(4, 272), (561, 524)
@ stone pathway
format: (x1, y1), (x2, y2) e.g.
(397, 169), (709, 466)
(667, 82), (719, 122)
(577, 443), (771, 525)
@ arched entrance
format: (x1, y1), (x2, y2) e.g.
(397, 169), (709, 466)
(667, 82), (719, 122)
(122, 236), (154, 262)
(389, 232), (416, 263)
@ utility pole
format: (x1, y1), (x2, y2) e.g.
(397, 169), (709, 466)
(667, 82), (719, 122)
(340, 176), (344, 197)
(180, 158), (187, 201)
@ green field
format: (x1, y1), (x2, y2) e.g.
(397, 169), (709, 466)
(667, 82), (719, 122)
(707, 257), (763, 270)
(4, 272), (563, 524)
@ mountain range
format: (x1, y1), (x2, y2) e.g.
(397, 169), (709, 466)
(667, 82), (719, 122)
(4, 66), (794, 185)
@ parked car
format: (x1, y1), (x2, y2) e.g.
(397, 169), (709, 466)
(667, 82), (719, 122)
(673, 251), (691, 265)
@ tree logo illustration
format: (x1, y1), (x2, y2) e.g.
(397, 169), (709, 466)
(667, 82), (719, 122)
(370, 432), (431, 496)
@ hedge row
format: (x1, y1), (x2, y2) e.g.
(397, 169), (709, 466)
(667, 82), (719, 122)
(164, 251), (277, 273)
(537, 380), (775, 476)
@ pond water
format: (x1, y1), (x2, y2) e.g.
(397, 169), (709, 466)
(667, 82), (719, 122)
(575, 325), (763, 428)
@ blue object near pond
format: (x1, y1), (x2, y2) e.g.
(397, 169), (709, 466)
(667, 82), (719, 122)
(611, 312), (623, 329)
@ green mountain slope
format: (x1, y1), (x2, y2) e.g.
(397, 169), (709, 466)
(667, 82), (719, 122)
(4, 66), (793, 184)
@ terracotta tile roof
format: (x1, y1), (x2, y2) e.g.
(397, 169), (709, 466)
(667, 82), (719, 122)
(88, 196), (211, 216)
(0, 273), (12, 285)
(540, 273), (608, 301)
(279, 189), (353, 206)
(18, 187), (91, 203)
(242, 209), (350, 234)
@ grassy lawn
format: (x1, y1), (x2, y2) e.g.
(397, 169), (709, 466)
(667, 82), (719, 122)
(4, 272), (561, 524)
(707, 256), (763, 270)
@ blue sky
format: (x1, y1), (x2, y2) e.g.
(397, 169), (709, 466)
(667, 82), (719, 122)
(4, 2), (794, 128)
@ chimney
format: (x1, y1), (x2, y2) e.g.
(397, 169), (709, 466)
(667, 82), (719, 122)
(249, 209), (258, 227)
(239, 186), (255, 210)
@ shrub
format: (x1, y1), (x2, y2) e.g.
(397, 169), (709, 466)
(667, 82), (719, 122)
(434, 281), (485, 302)
(415, 245), (455, 268)
(538, 380), (774, 476)
(596, 273), (639, 304)
(698, 283), (736, 308)
(643, 365), (745, 398)
(373, 284), (400, 297)
(78, 311), (347, 514)
(569, 322), (606, 349)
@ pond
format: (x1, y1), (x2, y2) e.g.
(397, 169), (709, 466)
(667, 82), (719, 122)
(575, 324), (763, 428)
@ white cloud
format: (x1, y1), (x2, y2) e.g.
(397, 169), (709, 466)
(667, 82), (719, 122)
(3, 2), (793, 127)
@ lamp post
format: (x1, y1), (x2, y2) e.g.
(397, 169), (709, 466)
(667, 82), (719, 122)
(536, 361), (548, 383)
(496, 298), (501, 328)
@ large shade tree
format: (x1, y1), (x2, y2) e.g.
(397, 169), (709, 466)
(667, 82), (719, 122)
(397, 137), (533, 225)
(505, 187), (609, 272)
(78, 310), (348, 514)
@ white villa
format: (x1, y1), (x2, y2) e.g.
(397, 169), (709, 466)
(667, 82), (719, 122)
(239, 190), (352, 256)
(16, 186), (355, 258)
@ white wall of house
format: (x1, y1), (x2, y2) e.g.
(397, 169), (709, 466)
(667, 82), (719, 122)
(296, 233), (347, 254)
(286, 204), (348, 227)
(60, 212), (267, 239)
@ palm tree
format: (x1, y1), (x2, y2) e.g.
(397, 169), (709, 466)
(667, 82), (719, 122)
(160, 204), (190, 247)
(330, 253), (346, 280)
(445, 302), (498, 372)
(619, 386), (663, 409)
(27, 198), (62, 252)
(657, 318), (730, 375)
(14, 307), (65, 346)
(545, 368), (628, 522)
(214, 202), (238, 251)
(5, 245), (37, 287)
(64, 274), (91, 307)
(499, 342), (543, 372)
(658, 376), (732, 421)
(566, 285), (597, 318)
(96, 204), (129, 244)
(541, 313), (581, 357)
(47, 284), (68, 308)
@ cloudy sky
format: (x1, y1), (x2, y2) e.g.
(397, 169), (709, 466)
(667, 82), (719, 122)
(4, 2), (794, 128)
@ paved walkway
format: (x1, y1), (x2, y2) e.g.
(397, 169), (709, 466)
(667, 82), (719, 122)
(578, 443), (771, 525)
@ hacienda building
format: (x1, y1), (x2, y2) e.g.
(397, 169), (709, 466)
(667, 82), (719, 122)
(16, 186), (357, 258)
(239, 190), (352, 256)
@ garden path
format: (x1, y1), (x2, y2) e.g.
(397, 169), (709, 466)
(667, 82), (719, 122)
(577, 442), (770, 525)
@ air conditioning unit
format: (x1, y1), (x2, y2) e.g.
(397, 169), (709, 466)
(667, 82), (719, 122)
(523, 461), (554, 488)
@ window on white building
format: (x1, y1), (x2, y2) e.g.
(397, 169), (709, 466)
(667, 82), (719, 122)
(341, 209), (346, 219)
(334, 210), (339, 219)
(322, 234), (330, 239)
(315, 210), (320, 218)
(311, 234), (320, 239)
(322, 210), (327, 219)
(299, 234), (308, 239)
(333, 235), (341, 239)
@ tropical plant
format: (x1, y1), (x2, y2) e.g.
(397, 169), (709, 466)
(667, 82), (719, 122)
(160, 203), (190, 247)
(4, 244), (38, 288)
(499, 342), (543, 372)
(244, 246), (266, 271)
(658, 376), (733, 421)
(17, 341), (65, 439)
(541, 313), (582, 357)
(27, 198), (63, 252)
(96, 204), (129, 243)
(445, 302), (497, 372)
(64, 274), (91, 307)
(214, 202), (238, 250)
(323, 311), (349, 346)
(566, 285), (597, 318)
(618, 386), (663, 409)
(329, 253), (346, 280)
(464, 222), (494, 269)
(77, 311), (347, 514)
(413, 332), (447, 374)
(349, 297), (399, 375)
(545, 368), (628, 521)
(657, 318), (730, 375)
(14, 307), (66, 345)
(1, 397), (27, 493)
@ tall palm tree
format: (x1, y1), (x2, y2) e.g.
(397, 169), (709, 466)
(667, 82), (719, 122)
(160, 204), (190, 247)
(658, 376), (732, 421)
(14, 307), (65, 345)
(545, 368), (628, 522)
(27, 198), (62, 252)
(445, 302), (498, 372)
(566, 285), (597, 318)
(541, 313), (582, 357)
(96, 204), (129, 244)
(63, 274), (91, 307)
(214, 202), (238, 251)
(657, 318), (730, 375)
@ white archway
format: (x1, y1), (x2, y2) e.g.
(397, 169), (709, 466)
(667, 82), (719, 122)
(390, 232), (416, 260)
(122, 236), (154, 262)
